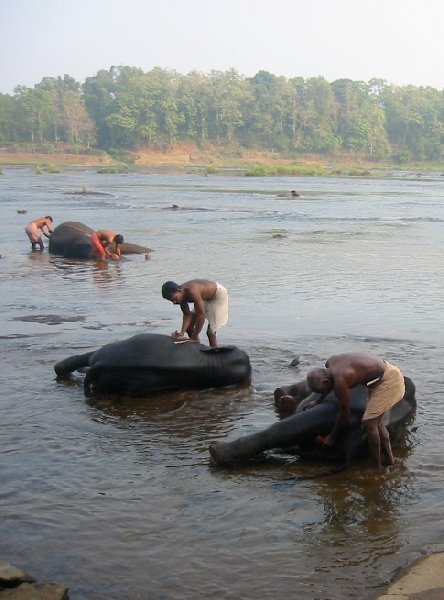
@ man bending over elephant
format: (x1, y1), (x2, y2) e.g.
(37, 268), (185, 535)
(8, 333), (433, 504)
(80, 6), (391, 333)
(306, 353), (405, 469)
(161, 279), (228, 347)
(90, 229), (124, 260)
(25, 216), (53, 250)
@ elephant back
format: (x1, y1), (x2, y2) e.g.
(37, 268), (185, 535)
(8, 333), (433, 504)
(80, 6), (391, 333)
(49, 221), (94, 258)
(85, 333), (251, 396)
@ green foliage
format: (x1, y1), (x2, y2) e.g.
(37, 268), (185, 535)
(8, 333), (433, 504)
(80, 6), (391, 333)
(39, 164), (61, 173)
(245, 163), (327, 176)
(392, 150), (411, 164)
(1, 68), (443, 163)
(97, 166), (127, 174)
(245, 165), (277, 176)
(107, 147), (137, 164)
(346, 168), (371, 176)
(203, 165), (219, 175)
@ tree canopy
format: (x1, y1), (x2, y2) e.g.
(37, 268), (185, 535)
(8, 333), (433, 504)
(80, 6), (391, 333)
(0, 66), (443, 161)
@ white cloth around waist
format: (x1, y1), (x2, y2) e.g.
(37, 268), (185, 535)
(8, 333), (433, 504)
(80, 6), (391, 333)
(204, 282), (228, 333)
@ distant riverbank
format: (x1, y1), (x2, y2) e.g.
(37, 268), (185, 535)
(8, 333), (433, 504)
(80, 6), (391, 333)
(1, 143), (443, 176)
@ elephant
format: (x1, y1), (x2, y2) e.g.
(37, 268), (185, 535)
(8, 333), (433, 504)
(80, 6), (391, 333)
(54, 333), (251, 397)
(49, 221), (152, 259)
(209, 376), (416, 468)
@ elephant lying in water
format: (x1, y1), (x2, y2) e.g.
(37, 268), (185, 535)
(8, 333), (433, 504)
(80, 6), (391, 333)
(54, 333), (251, 397)
(49, 221), (152, 259)
(209, 376), (416, 467)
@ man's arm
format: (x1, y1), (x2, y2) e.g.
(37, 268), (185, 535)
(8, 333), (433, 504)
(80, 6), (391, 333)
(301, 390), (328, 411)
(188, 293), (206, 341)
(173, 302), (193, 337)
(42, 225), (52, 239)
(322, 378), (351, 446)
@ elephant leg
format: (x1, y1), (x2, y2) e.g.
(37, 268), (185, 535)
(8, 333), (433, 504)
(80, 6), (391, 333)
(209, 405), (336, 466)
(209, 431), (270, 466)
(54, 351), (94, 377)
(83, 365), (102, 397)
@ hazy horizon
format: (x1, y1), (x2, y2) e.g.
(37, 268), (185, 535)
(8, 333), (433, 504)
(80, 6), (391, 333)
(2, 0), (443, 94)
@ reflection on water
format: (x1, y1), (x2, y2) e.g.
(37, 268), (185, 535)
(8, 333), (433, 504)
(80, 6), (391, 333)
(0, 168), (444, 599)
(91, 260), (124, 290)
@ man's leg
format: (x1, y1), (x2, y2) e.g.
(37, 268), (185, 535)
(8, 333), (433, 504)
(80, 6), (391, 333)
(207, 325), (217, 347)
(363, 417), (382, 468)
(378, 419), (394, 465)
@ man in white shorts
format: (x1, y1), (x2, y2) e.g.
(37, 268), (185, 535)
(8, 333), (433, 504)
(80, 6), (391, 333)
(162, 279), (228, 347)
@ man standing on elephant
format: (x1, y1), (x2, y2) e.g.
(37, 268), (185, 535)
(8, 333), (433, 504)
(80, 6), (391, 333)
(90, 229), (124, 260)
(161, 279), (228, 347)
(306, 353), (405, 470)
(25, 216), (53, 250)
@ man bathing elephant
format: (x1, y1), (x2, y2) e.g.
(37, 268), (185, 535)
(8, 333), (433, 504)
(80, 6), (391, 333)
(54, 333), (251, 397)
(25, 216), (53, 250)
(90, 229), (124, 260)
(209, 353), (415, 470)
(305, 353), (406, 469)
(49, 222), (152, 259)
(162, 279), (229, 348)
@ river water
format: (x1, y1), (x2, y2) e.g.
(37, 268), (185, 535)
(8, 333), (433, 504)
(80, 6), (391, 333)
(1, 166), (443, 599)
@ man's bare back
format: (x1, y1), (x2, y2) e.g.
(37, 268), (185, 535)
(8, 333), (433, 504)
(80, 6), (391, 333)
(179, 280), (218, 303)
(161, 279), (228, 347)
(307, 352), (404, 469)
(324, 353), (386, 389)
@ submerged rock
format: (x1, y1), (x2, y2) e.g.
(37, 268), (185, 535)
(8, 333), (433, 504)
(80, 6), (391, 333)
(0, 560), (68, 599)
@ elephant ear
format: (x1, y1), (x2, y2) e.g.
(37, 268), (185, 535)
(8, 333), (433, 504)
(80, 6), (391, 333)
(200, 346), (235, 354)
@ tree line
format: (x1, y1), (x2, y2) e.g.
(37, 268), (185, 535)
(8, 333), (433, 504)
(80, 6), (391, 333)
(0, 66), (443, 162)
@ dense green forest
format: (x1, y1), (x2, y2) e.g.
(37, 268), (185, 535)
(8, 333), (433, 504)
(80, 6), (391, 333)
(0, 66), (443, 162)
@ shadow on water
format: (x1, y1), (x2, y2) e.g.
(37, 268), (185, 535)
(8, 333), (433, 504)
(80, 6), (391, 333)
(74, 382), (256, 444)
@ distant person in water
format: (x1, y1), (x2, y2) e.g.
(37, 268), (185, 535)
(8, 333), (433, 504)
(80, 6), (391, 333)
(25, 216), (53, 250)
(306, 353), (405, 469)
(90, 229), (124, 260)
(161, 279), (229, 347)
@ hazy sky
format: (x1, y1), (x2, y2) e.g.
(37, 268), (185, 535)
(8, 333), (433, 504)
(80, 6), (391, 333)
(2, 0), (443, 93)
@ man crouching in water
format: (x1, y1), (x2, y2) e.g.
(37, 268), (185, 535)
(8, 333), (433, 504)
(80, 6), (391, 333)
(306, 353), (405, 469)
(90, 229), (124, 260)
(161, 279), (228, 347)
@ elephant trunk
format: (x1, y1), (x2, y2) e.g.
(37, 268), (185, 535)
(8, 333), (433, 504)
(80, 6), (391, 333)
(209, 403), (338, 466)
(54, 351), (94, 377)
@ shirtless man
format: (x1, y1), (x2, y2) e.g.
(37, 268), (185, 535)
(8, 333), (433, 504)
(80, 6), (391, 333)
(306, 353), (405, 469)
(161, 279), (229, 347)
(25, 216), (53, 250)
(90, 230), (124, 260)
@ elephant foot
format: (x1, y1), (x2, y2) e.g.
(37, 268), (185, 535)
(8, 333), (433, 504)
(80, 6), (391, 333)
(209, 431), (268, 467)
(274, 386), (288, 403)
(209, 441), (235, 467)
(275, 394), (300, 414)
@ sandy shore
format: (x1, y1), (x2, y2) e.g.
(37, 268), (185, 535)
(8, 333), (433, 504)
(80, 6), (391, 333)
(373, 552), (444, 599)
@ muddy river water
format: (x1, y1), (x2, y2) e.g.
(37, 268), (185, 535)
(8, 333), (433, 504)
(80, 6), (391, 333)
(1, 167), (443, 599)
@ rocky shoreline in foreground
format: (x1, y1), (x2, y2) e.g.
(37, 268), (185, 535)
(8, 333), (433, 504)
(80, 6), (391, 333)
(3, 551), (444, 599)
(0, 560), (68, 599)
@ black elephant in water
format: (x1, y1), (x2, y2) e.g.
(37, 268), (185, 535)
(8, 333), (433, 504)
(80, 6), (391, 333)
(49, 221), (152, 259)
(209, 377), (416, 468)
(54, 333), (251, 397)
